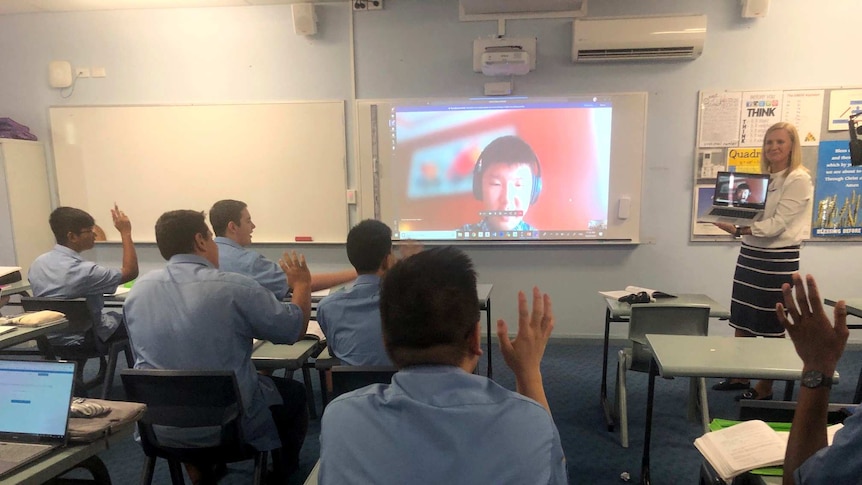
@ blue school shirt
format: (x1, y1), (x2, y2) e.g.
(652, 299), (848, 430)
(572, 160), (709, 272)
(215, 236), (288, 299)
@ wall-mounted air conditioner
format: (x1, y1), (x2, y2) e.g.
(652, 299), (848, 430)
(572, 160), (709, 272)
(572, 14), (706, 62)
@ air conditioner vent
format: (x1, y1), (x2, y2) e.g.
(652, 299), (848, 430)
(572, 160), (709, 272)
(576, 46), (696, 61)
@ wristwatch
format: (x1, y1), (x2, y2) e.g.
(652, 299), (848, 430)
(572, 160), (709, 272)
(734, 226), (742, 238)
(801, 370), (833, 389)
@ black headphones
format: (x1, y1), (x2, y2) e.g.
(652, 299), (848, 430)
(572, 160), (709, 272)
(472, 135), (543, 206)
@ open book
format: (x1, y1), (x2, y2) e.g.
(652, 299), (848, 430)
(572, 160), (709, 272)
(599, 286), (676, 301)
(695, 419), (844, 481)
(252, 320), (326, 351)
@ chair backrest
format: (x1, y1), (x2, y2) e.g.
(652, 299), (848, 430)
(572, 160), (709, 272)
(330, 365), (398, 400)
(628, 304), (710, 371)
(20, 297), (93, 334)
(120, 369), (251, 462)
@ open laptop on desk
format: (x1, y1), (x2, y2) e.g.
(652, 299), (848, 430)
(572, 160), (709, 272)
(698, 171), (771, 226)
(0, 359), (76, 477)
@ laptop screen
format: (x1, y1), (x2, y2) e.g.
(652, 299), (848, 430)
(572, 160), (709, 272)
(713, 172), (770, 209)
(0, 360), (75, 440)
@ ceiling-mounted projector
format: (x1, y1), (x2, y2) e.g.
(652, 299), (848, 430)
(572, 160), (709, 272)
(481, 47), (531, 76)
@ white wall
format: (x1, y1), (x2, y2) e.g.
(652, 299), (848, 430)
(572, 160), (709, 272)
(0, 0), (860, 339)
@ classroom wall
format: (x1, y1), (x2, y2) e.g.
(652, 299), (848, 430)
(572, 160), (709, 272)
(1, 0), (860, 340)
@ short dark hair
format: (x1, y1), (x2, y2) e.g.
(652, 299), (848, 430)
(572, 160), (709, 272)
(49, 207), (95, 245)
(380, 246), (479, 367)
(209, 200), (247, 237)
(735, 183), (750, 191)
(346, 219), (392, 273)
(155, 210), (210, 260)
(476, 135), (539, 173)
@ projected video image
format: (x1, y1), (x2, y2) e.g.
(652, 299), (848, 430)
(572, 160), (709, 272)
(387, 99), (613, 241)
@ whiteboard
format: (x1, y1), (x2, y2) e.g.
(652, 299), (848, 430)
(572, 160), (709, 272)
(50, 102), (349, 243)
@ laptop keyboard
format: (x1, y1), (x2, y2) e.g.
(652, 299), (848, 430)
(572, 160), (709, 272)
(710, 208), (757, 219)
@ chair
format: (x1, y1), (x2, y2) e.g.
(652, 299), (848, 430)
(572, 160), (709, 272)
(120, 369), (270, 485)
(20, 297), (133, 399)
(329, 365), (398, 402)
(614, 303), (711, 448)
(313, 346), (341, 409)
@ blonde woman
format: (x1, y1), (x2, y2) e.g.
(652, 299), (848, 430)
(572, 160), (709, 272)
(711, 121), (814, 401)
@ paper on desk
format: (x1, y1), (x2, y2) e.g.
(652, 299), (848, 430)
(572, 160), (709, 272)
(110, 286), (131, 296)
(311, 289), (331, 298)
(305, 320), (326, 341)
(0, 325), (16, 335)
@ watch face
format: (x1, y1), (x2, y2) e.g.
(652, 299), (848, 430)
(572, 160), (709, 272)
(802, 370), (829, 388)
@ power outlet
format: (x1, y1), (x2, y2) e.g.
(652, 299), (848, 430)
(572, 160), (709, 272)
(75, 67), (91, 78)
(353, 0), (382, 11)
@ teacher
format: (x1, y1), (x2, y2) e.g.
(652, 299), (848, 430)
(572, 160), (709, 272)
(711, 121), (813, 401)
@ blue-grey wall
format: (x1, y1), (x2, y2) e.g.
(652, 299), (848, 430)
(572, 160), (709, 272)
(1, 0), (859, 339)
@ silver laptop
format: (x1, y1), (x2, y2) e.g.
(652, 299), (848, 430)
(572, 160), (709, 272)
(698, 171), (771, 226)
(0, 359), (76, 477)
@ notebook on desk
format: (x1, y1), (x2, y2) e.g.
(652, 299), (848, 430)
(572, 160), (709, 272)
(0, 360), (76, 477)
(698, 171), (771, 226)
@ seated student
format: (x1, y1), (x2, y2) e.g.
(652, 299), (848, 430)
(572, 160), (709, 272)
(462, 135), (541, 234)
(317, 219), (420, 366)
(775, 273), (857, 485)
(319, 246), (567, 484)
(209, 199), (356, 298)
(123, 210), (312, 483)
(28, 205), (138, 346)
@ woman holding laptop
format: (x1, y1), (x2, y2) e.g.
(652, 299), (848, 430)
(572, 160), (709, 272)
(711, 121), (814, 401)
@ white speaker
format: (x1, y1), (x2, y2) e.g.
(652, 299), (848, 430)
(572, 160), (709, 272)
(741, 0), (769, 18)
(292, 3), (317, 36)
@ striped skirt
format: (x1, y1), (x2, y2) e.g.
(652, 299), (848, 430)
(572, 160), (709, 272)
(729, 242), (800, 336)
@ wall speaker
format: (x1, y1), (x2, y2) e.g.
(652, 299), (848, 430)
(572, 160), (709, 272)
(741, 0), (769, 18)
(292, 3), (317, 36)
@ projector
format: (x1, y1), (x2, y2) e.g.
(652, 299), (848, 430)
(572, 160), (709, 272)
(480, 49), (531, 76)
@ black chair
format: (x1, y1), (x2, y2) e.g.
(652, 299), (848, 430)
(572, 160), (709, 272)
(20, 296), (132, 399)
(329, 365), (398, 402)
(120, 369), (271, 485)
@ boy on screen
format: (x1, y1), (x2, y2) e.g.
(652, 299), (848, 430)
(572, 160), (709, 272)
(461, 135), (542, 234)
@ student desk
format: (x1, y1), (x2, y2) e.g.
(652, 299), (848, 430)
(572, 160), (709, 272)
(825, 297), (862, 402)
(252, 339), (323, 419)
(639, 334), (839, 485)
(0, 319), (68, 360)
(304, 459), (320, 485)
(598, 294), (730, 431)
(0, 280), (31, 298)
(0, 418), (136, 485)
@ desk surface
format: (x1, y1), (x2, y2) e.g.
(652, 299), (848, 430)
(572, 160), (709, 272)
(0, 319), (68, 350)
(0, 419), (135, 485)
(602, 294), (730, 319)
(0, 280), (31, 298)
(251, 339), (321, 371)
(825, 298), (862, 319)
(646, 334), (839, 382)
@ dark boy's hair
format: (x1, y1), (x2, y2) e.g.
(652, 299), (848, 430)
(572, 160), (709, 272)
(155, 210), (210, 260)
(346, 219), (392, 273)
(49, 207), (95, 244)
(380, 246), (479, 367)
(209, 199), (247, 237)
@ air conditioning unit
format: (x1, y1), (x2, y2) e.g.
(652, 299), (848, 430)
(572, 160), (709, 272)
(572, 14), (706, 62)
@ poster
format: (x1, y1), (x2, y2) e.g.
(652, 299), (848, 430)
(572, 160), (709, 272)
(727, 148), (761, 174)
(739, 91), (783, 147)
(692, 185), (727, 236)
(781, 90), (824, 146)
(698, 91), (742, 148)
(812, 140), (862, 237)
(827, 89), (862, 131)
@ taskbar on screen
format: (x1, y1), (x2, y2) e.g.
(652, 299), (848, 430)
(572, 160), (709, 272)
(395, 230), (604, 241)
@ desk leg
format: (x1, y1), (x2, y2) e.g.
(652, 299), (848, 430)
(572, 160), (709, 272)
(855, 367), (862, 404)
(35, 335), (57, 360)
(601, 308), (614, 431)
(640, 358), (657, 485)
(486, 298), (493, 379)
